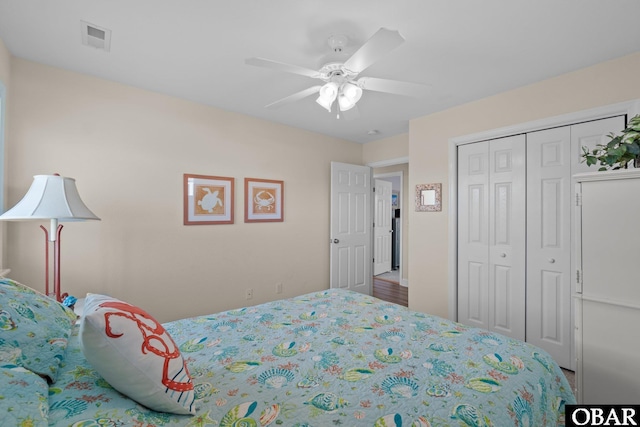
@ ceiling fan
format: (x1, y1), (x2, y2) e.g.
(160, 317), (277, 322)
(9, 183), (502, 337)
(246, 27), (430, 116)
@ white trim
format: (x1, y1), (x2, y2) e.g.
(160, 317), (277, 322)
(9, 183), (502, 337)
(0, 81), (5, 213)
(448, 99), (640, 322)
(574, 168), (640, 183)
(366, 156), (409, 168)
(374, 171), (404, 286)
(0, 82), (5, 272)
(576, 294), (640, 312)
(451, 100), (640, 146)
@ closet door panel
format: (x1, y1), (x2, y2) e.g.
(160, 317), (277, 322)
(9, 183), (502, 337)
(488, 135), (526, 340)
(527, 126), (572, 368)
(457, 142), (489, 330)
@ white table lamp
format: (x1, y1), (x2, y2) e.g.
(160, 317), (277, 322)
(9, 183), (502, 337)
(0, 174), (100, 302)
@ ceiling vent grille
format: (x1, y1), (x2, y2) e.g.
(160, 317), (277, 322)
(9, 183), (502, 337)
(81, 21), (111, 52)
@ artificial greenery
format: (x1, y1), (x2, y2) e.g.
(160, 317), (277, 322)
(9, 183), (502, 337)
(582, 115), (640, 171)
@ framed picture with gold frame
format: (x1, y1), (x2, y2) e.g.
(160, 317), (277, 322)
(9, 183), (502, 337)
(415, 183), (442, 212)
(183, 174), (234, 225)
(244, 178), (284, 223)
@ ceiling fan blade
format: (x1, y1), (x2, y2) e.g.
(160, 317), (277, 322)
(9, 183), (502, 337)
(343, 28), (405, 74)
(358, 77), (431, 98)
(246, 57), (321, 79)
(265, 85), (322, 109)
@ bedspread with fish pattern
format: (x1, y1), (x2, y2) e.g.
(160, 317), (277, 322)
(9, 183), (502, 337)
(48, 289), (575, 426)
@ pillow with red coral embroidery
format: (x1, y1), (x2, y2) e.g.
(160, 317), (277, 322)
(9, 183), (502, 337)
(79, 293), (195, 415)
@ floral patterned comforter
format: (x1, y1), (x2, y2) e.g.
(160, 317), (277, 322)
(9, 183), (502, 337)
(49, 289), (574, 426)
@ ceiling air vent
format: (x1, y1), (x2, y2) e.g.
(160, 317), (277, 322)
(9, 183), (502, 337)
(81, 21), (111, 52)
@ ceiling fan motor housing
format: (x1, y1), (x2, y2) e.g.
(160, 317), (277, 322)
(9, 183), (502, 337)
(319, 62), (358, 84)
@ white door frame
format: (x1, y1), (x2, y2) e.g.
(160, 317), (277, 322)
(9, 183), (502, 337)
(373, 178), (393, 276)
(448, 100), (640, 322)
(368, 158), (408, 286)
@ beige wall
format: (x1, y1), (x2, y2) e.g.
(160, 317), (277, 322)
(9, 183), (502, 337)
(6, 43), (640, 323)
(0, 38), (10, 269)
(408, 52), (640, 318)
(6, 58), (362, 322)
(0, 39), (9, 84)
(362, 132), (408, 164)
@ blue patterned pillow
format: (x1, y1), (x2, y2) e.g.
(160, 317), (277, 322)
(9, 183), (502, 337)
(0, 278), (76, 383)
(0, 364), (49, 426)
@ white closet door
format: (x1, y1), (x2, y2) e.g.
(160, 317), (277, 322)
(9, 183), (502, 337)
(458, 135), (525, 339)
(457, 142), (490, 330)
(526, 126), (573, 369)
(527, 116), (624, 369)
(488, 135), (526, 340)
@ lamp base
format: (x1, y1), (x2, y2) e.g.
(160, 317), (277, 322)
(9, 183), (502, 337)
(40, 223), (64, 302)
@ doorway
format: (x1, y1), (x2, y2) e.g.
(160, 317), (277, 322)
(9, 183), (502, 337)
(372, 166), (406, 287)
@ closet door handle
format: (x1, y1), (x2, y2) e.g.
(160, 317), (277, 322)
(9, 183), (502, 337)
(548, 258), (556, 264)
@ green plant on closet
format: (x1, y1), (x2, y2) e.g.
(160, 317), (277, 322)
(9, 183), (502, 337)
(582, 115), (640, 170)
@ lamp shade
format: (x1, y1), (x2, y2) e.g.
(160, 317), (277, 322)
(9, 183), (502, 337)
(0, 175), (100, 222)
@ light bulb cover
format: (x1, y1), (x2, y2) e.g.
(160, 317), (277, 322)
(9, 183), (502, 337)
(316, 82), (339, 112)
(338, 83), (363, 111)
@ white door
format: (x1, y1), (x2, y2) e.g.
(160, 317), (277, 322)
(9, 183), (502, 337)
(458, 135), (526, 340)
(373, 179), (393, 276)
(526, 116), (624, 370)
(457, 142), (490, 330)
(488, 135), (526, 340)
(526, 126), (573, 369)
(330, 162), (372, 294)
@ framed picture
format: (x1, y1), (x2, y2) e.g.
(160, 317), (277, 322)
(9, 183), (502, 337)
(244, 178), (284, 223)
(183, 174), (234, 225)
(415, 183), (442, 212)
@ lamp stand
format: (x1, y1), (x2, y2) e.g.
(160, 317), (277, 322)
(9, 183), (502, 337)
(40, 218), (66, 302)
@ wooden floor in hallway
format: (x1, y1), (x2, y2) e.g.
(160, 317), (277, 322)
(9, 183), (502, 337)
(373, 277), (408, 307)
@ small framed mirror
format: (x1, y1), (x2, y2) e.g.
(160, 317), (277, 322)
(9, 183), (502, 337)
(415, 183), (442, 212)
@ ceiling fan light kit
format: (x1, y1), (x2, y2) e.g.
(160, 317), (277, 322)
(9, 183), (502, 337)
(337, 83), (362, 112)
(246, 27), (429, 116)
(316, 82), (339, 112)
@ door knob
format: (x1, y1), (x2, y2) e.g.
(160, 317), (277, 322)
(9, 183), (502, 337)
(548, 258), (556, 263)
(333, 239), (339, 244)
(500, 253), (506, 258)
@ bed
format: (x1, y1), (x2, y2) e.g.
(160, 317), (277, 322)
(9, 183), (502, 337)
(0, 278), (575, 426)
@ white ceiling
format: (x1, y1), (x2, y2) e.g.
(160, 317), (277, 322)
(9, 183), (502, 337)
(1, 1), (639, 143)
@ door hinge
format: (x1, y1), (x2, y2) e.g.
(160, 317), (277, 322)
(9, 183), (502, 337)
(575, 192), (582, 206)
(576, 269), (583, 293)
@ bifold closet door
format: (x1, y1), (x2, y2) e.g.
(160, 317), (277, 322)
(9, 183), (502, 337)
(458, 135), (526, 340)
(526, 126), (572, 369)
(526, 115), (625, 370)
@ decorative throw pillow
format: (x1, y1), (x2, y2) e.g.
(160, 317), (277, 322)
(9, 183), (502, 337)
(0, 278), (76, 383)
(79, 293), (195, 415)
